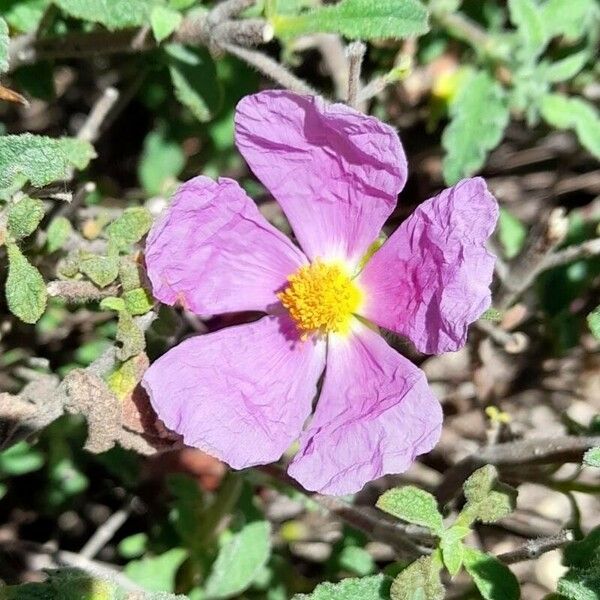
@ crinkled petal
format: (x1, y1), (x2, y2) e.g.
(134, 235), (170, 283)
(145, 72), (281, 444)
(357, 178), (499, 354)
(235, 90), (407, 267)
(287, 321), (442, 495)
(145, 175), (307, 315)
(142, 315), (326, 469)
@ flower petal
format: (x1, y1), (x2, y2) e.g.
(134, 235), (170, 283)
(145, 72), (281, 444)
(142, 315), (326, 469)
(145, 175), (307, 315)
(287, 322), (442, 495)
(235, 90), (407, 266)
(357, 178), (499, 354)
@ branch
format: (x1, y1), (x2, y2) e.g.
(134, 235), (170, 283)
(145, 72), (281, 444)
(497, 530), (574, 564)
(47, 280), (120, 302)
(541, 237), (600, 271)
(346, 41), (366, 109)
(436, 435), (600, 505)
(77, 87), (120, 144)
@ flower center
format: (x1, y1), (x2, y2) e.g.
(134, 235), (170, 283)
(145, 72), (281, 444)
(278, 260), (362, 339)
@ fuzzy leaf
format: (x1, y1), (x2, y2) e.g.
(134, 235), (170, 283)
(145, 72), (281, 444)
(138, 129), (185, 196)
(106, 207), (152, 251)
(588, 306), (600, 341)
(540, 94), (600, 159)
(541, 0), (597, 39)
(0, 0), (50, 33)
(7, 196), (45, 239)
(46, 216), (73, 252)
(390, 554), (444, 600)
(125, 548), (188, 592)
(166, 43), (222, 123)
(542, 51), (589, 83)
(463, 547), (520, 600)
(558, 526), (600, 599)
(5, 242), (47, 324)
(204, 521), (272, 599)
(116, 311), (145, 361)
(460, 465), (517, 525)
(151, 5), (182, 42)
(583, 447), (600, 468)
(442, 71), (509, 185)
(0, 17), (8, 74)
(508, 0), (547, 57)
(498, 207), (527, 259)
(293, 574), (390, 600)
(376, 486), (444, 535)
(273, 0), (429, 41)
(338, 546), (376, 577)
(52, 0), (160, 30)
(79, 253), (119, 288)
(440, 526), (470, 577)
(0, 134), (95, 192)
(123, 287), (154, 315)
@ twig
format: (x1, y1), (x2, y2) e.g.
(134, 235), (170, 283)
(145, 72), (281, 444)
(497, 530), (574, 564)
(77, 87), (120, 143)
(436, 435), (600, 505)
(220, 42), (318, 95)
(433, 10), (493, 52)
(47, 280), (120, 303)
(346, 41), (366, 109)
(541, 237), (600, 272)
(80, 500), (135, 559)
(496, 208), (568, 309)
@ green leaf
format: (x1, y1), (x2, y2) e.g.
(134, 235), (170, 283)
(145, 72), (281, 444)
(540, 0), (596, 39)
(441, 71), (509, 185)
(204, 521), (272, 599)
(508, 0), (547, 58)
(5, 242), (47, 324)
(7, 196), (45, 240)
(46, 216), (73, 253)
(376, 486), (444, 535)
(52, 0), (159, 30)
(0, 17), (8, 74)
(166, 43), (222, 122)
(540, 94), (600, 159)
(0, 134), (95, 192)
(123, 287), (154, 315)
(138, 129), (185, 196)
(390, 554), (444, 600)
(480, 308), (502, 322)
(151, 5), (183, 42)
(542, 51), (589, 83)
(558, 526), (600, 600)
(116, 310), (145, 361)
(459, 465), (517, 525)
(100, 296), (126, 312)
(106, 207), (152, 251)
(79, 253), (119, 287)
(293, 574), (391, 599)
(498, 207), (526, 259)
(272, 0), (429, 41)
(463, 547), (520, 600)
(125, 548), (188, 592)
(0, 441), (44, 476)
(338, 546), (376, 577)
(118, 533), (148, 559)
(440, 526), (470, 577)
(584, 447), (600, 468)
(0, 0), (50, 33)
(588, 306), (600, 341)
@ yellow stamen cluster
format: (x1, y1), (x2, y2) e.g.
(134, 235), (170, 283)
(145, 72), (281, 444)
(278, 260), (362, 339)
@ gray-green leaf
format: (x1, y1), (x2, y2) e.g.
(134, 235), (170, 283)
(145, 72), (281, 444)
(376, 486), (444, 535)
(338, 546), (376, 577)
(390, 554), (444, 600)
(583, 447), (600, 468)
(151, 5), (182, 42)
(138, 129), (185, 196)
(0, 17), (9, 74)
(588, 306), (600, 341)
(540, 94), (600, 159)
(166, 43), (222, 123)
(442, 71), (509, 185)
(459, 465), (517, 525)
(557, 526), (600, 600)
(116, 310), (145, 361)
(293, 574), (390, 600)
(498, 207), (526, 259)
(5, 241), (47, 324)
(541, 51), (589, 83)
(508, 0), (547, 58)
(204, 521), (272, 599)
(7, 196), (45, 239)
(52, 0), (160, 30)
(0, 134), (95, 192)
(540, 0), (597, 39)
(463, 547), (520, 600)
(125, 548), (188, 592)
(79, 253), (119, 287)
(273, 0), (429, 41)
(46, 216), (73, 253)
(106, 207), (152, 251)
(440, 526), (470, 577)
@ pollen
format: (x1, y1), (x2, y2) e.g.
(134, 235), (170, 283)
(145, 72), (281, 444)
(278, 260), (363, 339)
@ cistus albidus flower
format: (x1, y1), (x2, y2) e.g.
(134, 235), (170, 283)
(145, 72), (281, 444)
(142, 90), (499, 496)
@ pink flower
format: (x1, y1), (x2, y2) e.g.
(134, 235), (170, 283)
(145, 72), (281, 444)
(142, 90), (498, 496)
